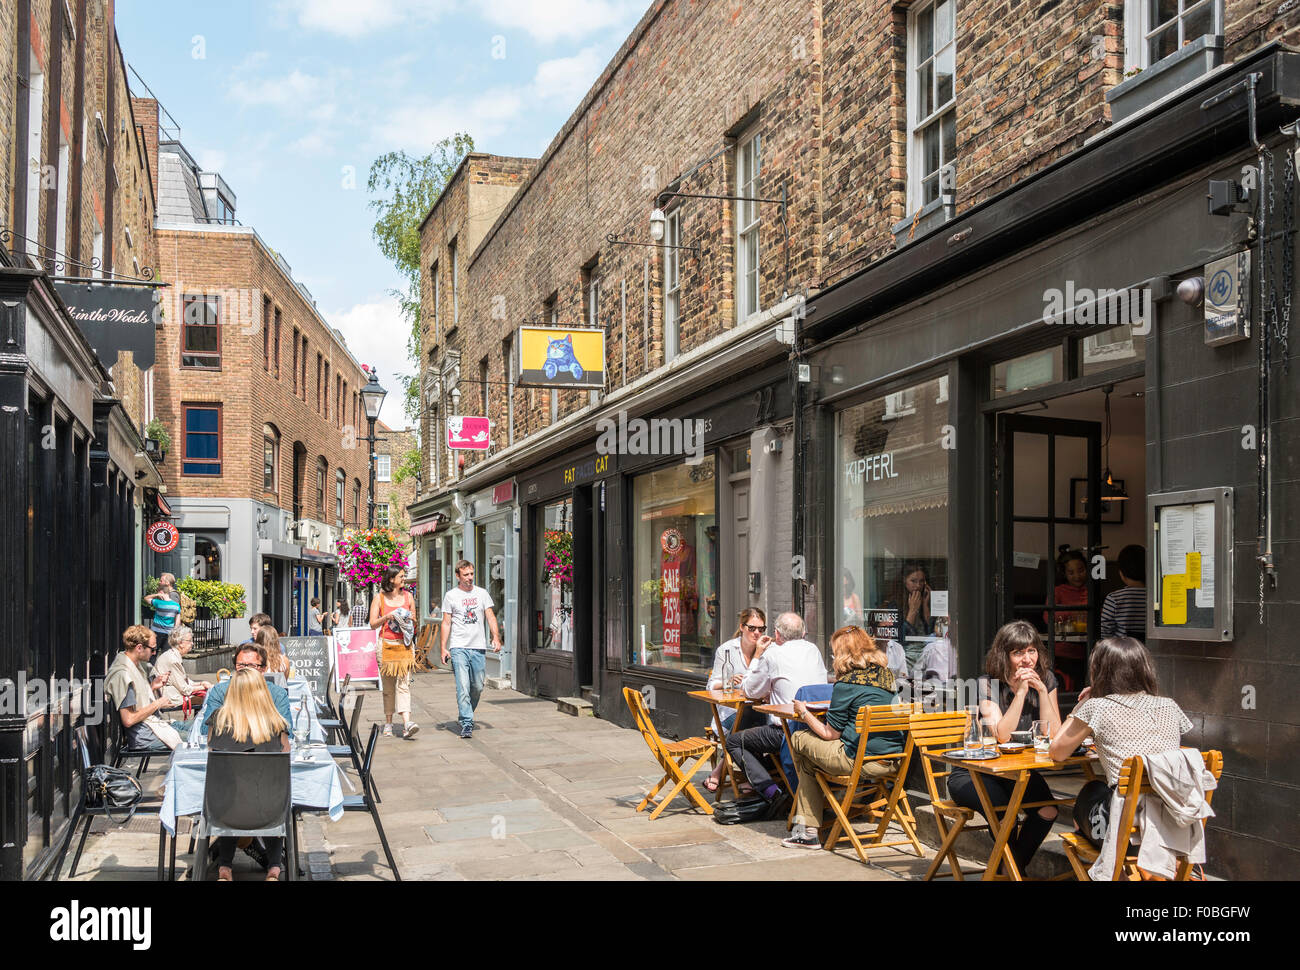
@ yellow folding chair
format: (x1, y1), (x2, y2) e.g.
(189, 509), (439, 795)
(623, 687), (716, 819)
(1061, 749), (1223, 881)
(815, 703), (923, 863)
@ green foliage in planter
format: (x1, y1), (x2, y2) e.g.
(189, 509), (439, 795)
(144, 418), (171, 454)
(176, 577), (248, 619)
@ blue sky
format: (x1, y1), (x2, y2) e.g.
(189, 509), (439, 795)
(116, 0), (649, 427)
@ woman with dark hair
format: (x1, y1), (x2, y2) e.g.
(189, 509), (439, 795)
(841, 570), (863, 625)
(947, 620), (1064, 872)
(1050, 636), (1192, 848)
(371, 565), (418, 739)
(703, 608), (767, 793)
(1050, 548), (1090, 625)
(308, 596), (324, 635)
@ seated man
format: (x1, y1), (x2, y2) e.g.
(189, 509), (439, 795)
(718, 612), (828, 824)
(200, 644), (293, 736)
(105, 625), (188, 751)
(239, 613), (272, 647)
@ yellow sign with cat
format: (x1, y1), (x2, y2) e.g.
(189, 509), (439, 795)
(517, 326), (606, 389)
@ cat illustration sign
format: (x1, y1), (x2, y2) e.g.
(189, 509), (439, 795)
(448, 415), (490, 450)
(517, 326), (606, 389)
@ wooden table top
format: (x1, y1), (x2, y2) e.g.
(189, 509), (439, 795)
(687, 689), (756, 707)
(926, 746), (1097, 774)
(751, 701), (829, 720)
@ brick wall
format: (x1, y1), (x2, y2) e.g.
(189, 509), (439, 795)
(375, 421), (419, 552)
(153, 227), (372, 523)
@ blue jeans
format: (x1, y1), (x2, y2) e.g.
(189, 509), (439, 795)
(450, 649), (486, 728)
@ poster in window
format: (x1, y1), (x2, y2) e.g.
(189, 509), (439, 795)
(661, 529), (683, 658)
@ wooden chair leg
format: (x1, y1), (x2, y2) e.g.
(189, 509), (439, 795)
(925, 813), (967, 881)
(649, 754), (712, 820)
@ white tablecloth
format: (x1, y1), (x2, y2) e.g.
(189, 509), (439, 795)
(187, 678), (327, 746)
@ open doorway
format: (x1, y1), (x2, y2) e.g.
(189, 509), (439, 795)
(995, 376), (1147, 693)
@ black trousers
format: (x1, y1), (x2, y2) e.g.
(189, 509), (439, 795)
(216, 836), (284, 871)
(725, 723), (787, 796)
(947, 767), (1057, 870)
(1072, 780), (1115, 848)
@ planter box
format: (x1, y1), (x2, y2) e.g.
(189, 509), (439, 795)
(1107, 35), (1224, 124)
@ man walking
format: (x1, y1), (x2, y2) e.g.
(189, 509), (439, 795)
(440, 560), (501, 738)
(716, 612), (827, 824)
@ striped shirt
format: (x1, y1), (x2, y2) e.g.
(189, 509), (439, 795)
(150, 592), (181, 634)
(1100, 585), (1147, 638)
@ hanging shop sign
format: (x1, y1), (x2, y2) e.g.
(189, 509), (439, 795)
(53, 282), (158, 370)
(448, 416), (491, 450)
(516, 326), (606, 389)
(146, 521), (180, 554)
(1204, 250), (1251, 346)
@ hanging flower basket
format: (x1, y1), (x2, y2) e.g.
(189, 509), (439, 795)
(542, 530), (573, 585)
(337, 528), (409, 590)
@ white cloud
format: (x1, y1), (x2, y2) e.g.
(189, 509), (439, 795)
(328, 296), (415, 428)
(228, 68), (339, 122)
(480, 0), (647, 43)
(532, 46), (606, 107)
(368, 88), (526, 152)
(277, 0), (451, 38)
(195, 149), (228, 175)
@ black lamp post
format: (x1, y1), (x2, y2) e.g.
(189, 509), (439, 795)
(359, 367), (388, 529)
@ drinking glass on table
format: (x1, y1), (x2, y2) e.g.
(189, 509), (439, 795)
(963, 709), (981, 754)
(980, 718), (998, 754)
(1032, 719), (1051, 756)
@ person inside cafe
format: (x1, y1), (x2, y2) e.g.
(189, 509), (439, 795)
(154, 625), (215, 712)
(209, 668), (291, 882)
(884, 561), (934, 641)
(1100, 545), (1147, 640)
(256, 626), (293, 679)
(240, 612), (273, 647)
(1050, 636), (1194, 853)
(783, 625), (904, 848)
(201, 644), (293, 737)
(842, 569), (863, 626)
(948, 620), (1064, 873)
(716, 612), (828, 825)
(105, 625), (188, 750)
(703, 607), (768, 794)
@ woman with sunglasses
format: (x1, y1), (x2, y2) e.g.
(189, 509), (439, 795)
(703, 608), (767, 793)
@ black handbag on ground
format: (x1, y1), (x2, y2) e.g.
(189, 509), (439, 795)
(85, 765), (144, 822)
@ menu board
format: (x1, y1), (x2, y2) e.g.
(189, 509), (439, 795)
(281, 636), (331, 698)
(1150, 488), (1231, 640)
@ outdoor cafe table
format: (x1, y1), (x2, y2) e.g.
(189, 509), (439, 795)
(925, 746), (1098, 881)
(686, 689), (758, 800)
(186, 677), (327, 746)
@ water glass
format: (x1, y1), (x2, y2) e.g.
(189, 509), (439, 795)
(980, 719), (998, 754)
(1032, 719), (1051, 755)
(963, 709), (981, 753)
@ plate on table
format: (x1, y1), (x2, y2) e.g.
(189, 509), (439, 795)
(946, 748), (1000, 761)
(998, 742), (1027, 753)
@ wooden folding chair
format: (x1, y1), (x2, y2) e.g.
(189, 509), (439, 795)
(1061, 750), (1223, 881)
(414, 623), (435, 672)
(623, 687), (716, 819)
(912, 708), (983, 880)
(815, 703), (923, 863)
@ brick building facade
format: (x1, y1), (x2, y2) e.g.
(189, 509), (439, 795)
(406, 0), (1300, 878)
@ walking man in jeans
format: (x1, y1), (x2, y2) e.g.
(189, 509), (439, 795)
(440, 560), (501, 738)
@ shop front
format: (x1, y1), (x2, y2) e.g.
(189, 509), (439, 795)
(410, 494), (463, 627)
(465, 480), (518, 686)
(801, 44), (1300, 878)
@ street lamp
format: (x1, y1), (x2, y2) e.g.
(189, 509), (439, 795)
(359, 366), (387, 529)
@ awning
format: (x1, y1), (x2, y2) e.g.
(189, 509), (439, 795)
(411, 511), (450, 536)
(153, 491), (174, 517)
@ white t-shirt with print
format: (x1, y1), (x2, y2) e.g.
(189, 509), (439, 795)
(442, 585), (495, 651)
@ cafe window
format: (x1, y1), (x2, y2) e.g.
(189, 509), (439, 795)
(535, 497), (574, 651)
(837, 376), (952, 680)
(630, 455), (718, 674)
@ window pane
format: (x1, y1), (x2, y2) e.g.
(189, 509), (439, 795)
(1150, 0), (1179, 27)
(183, 461), (220, 475)
(917, 4), (934, 61)
(935, 0), (953, 45)
(917, 61), (935, 121)
(537, 498), (574, 651)
(1148, 23), (1178, 62)
(1182, 1), (1212, 41)
(935, 44), (955, 108)
(264, 440), (274, 488)
(941, 110), (956, 168)
(837, 378), (952, 684)
(923, 121), (941, 178)
(991, 346), (1064, 398)
(184, 325), (218, 353)
(187, 434), (218, 460)
(922, 173), (939, 206)
(186, 408), (218, 433)
(630, 456), (717, 674)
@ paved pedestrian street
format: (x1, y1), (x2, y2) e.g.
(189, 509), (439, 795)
(66, 669), (978, 882)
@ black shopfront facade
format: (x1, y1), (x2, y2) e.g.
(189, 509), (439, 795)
(503, 348), (794, 736)
(799, 44), (1300, 880)
(0, 260), (148, 880)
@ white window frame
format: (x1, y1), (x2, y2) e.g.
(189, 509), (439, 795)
(376, 454), (392, 482)
(54, 133), (69, 257)
(25, 56), (44, 258)
(663, 209), (681, 362)
(1124, 0), (1223, 73)
(91, 217), (104, 279)
(450, 240), (459, 327)
(735, 130), (761, 323)
(906, 0), (958, 214)
(884, 388), (918, 419)
(376, 502), (391, 529)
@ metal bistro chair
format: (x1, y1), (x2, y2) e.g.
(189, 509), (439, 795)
(191, 751), (294, 882)
(106, 699), (172, 777)
(57, 726), (168, 879)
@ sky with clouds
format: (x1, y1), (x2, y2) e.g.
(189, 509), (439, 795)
(116, 0), (649, 428)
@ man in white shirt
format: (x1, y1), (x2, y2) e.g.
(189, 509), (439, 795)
(440, 560), (502, 738)
(718, 612), (828, 824)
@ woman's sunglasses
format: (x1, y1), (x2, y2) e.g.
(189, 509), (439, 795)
(744, 624), (765, 633)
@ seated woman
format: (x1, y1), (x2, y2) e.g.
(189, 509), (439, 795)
(154, 625), (214, 713)
(782, 626), (903, 848)
(948, 620), (1063, 873)
(208, 668), (291, 882)
(256, 627), (293, 679)
(1050, 636), (1193, 849)
(703, 608), (767, 794)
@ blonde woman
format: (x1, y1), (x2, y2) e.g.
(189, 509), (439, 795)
(255, 627), (292, 679)
(784, 626), (903, 848)
(209, 668), (290, 881)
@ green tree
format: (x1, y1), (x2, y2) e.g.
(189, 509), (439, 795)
(368, 133), (475, 421)
(391, 447), (423, 486)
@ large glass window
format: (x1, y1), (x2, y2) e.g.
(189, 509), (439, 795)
(536, 498), (574, 651)
(837, 377), (952, 682)
(630, 456), (718, 674)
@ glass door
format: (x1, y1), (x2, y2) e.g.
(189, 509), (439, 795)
(995, 412), (1101, 692)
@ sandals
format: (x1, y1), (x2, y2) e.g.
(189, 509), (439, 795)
(704, 777), (721, 793)
(265, 867), (282, 882)
(217, 867), (233, 882)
